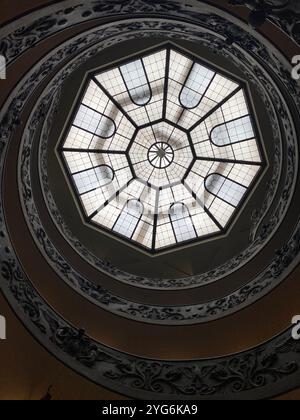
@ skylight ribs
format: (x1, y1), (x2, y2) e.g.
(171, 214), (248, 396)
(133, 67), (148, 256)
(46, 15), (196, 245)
(204, 164), (260, 227)
(73, 105), (116, 139)
(183, 160), (261, 230)
(165, 50), (240, 130)
(91, 180), (155, 248)
(63, 80), (135, 152)
(154, 185), (220, 249)
(191, 90), (262, 164)
(120, 60), (152, 106)
(170, 203), (197, 243)
(62, 150), (132, 218)
(113, 200), (144, 240)
(96, 50), (167, 127)
(73, 165), (114, 194)
(162, 49), (171, 120)
(183, 180), (222, 235)
(60, 45), (265, 253)
(179, 64), (215, 110)
(205, 174), (247, 207)
(211, 116), (254, 146)
(129, 121), (193, 188)
(90, 178), (139, 223)
(155, 184), (192, 247)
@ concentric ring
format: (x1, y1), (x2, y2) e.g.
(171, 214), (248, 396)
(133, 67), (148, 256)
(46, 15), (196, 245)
(1, 0), (300, 401)
(148, 142), (174, 169)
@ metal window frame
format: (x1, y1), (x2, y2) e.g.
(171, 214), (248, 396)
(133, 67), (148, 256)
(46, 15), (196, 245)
(112, 198), (145, 241)
(179, 62), (216, 110)
(205, 172), (248, 208)
(210, 115), (256, 147)
(147, 142), (175, 169)
(119, 58), (153, 107)
(169, 202), (198, 243)
(57, 42), (267, 256)
(73, 103), (117, 139)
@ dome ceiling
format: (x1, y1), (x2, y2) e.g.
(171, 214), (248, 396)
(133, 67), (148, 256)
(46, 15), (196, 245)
(0, 0), (300, 402)
(59, 45), (265, 254)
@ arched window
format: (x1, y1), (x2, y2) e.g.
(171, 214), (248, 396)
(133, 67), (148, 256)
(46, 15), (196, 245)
(169, 203), (197, 242)
(113, 199), (144, 239)
(180, 63), (215, 109)
(210, 116), (254, 146)
(205, 174), (246, 207)
(73, 165), (114, 194)
(120, 59), (152, 106)
(74, 105), (116, 138)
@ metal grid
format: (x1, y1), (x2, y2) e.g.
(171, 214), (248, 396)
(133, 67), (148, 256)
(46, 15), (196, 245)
(59, 44), (265, 254)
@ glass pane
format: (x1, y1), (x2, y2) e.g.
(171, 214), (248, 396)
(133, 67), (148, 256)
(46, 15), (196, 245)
(113, 200), (143, 238)
(120, 59), (151, 106)
(74, 105), (116, 138)
(180, 63), (215, 109)
(206, 174), (246, 207)
(170, 203), (197, 242)
(211, 116), (254, 146)
(73, 165), (114, 194)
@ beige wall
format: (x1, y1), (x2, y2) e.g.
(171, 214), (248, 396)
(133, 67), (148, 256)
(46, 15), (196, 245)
(1, 290), (299, 400)
(0, 293), (125, 400)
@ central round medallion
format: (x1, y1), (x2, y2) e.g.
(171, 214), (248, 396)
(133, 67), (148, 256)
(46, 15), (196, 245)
(148, 142), (174, 169)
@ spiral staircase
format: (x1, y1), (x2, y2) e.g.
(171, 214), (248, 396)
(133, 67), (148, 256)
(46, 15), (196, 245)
(0, 0), (300, 400)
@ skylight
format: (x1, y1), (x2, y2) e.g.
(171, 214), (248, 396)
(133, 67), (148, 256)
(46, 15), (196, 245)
(59, 44), (265, 254)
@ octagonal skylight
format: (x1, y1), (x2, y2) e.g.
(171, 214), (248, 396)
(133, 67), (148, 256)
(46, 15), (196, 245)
(59, 44), (265, 254)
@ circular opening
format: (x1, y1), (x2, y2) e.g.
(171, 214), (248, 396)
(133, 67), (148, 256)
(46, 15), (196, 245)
(147, 142), (174, 169)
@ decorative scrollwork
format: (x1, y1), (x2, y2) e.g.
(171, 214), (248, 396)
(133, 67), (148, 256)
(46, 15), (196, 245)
(1, 0), (300, 400)
(229, 0), (300, 44)
(1, 256), (300, 399)
(14, 19), (299, 322)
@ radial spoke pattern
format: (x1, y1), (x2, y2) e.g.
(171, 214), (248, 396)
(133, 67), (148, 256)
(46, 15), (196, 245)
(59, 45), (265, 253)
(148, 142), (174, 169)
